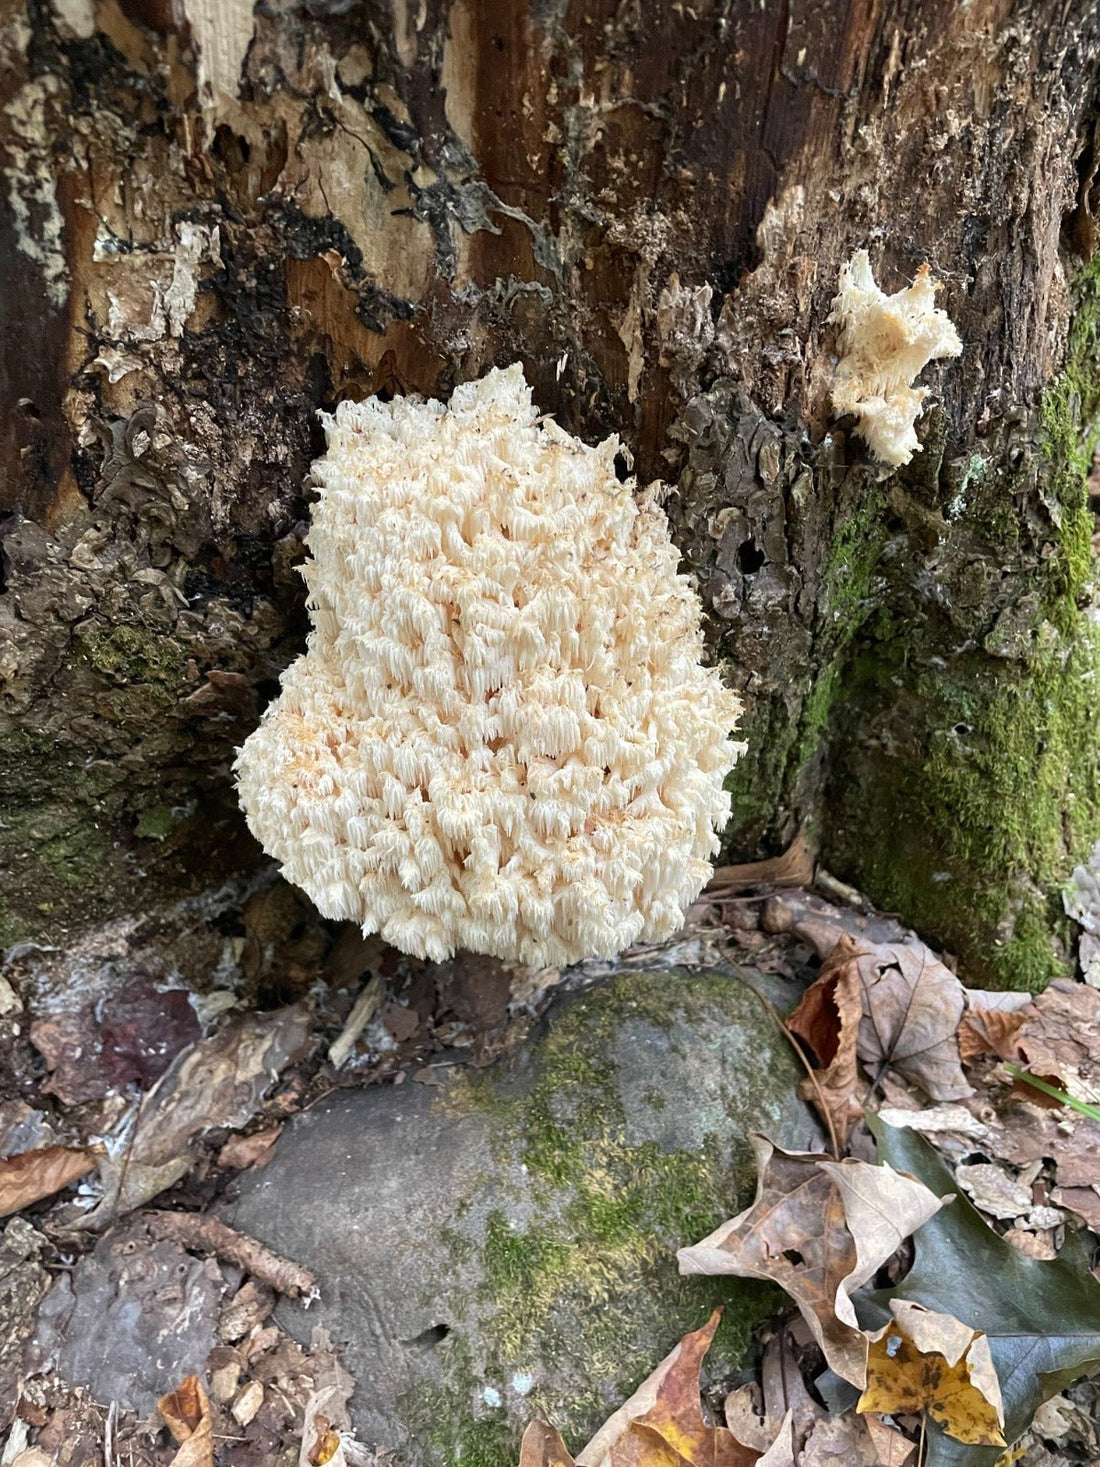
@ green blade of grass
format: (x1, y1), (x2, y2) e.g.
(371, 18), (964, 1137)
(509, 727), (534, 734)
(1004, 1063), (1100, 1123)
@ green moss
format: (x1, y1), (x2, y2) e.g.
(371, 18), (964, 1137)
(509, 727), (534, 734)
(829, 595), (1100, 989)
(134, 803), (184, 841)
(821, 252), (1100, 989)
(723, 479), (892, 859)
(0, 896), (29, 949)
(79, 625), (188, 686)
(819, 483), (889, 640)
(420, 973), (801, 1461)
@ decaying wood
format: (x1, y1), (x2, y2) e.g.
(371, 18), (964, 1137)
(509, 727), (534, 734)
(1, 0), (1099, 988)
(145, 1209), (316, 1298)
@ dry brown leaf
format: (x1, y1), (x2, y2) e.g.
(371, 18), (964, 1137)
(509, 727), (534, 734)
(954, 1162), (1033, 1220)
(861, 1414), (916, 1466)
(218, 1125), (283, 1171)
(83, 1003), (313, 1226)
(574, 1311), (757, 1467)
(957, 1007), (1028, 1064)
(755, 1412), (795, 1467)
(827, 934), (971, 1100)
(759, 1329), (819, 1442)
(298, 1328), (356, 1467)
(721, 1385), (772, 1454)
(158, 1375), (214, 1467)
(1051, 1183), (1100, 1232)
(0, 1145), (97, 1219)
(797, 1413), (896, 1466)
(858, 1300), (1005, 1448)
(786, 957), (864, 1144)
(677, 1138), (948, 1388)
(519, 1420), (578, 1467)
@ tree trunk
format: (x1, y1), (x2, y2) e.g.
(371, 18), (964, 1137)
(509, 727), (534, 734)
(2, 0), (1099, 989)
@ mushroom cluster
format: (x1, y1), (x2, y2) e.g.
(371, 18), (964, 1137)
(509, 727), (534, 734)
(828, 249), (962, 467)
(235, 365), (743, 965)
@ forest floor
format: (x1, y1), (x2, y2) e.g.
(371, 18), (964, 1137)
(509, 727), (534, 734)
(2, 857), (1100, 1467)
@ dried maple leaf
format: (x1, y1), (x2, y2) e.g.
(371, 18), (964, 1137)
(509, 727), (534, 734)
(785, 955), (863, 1145)
(677, 1138), (948, 1388)
(158, 1375), (214, 1467)
(0, 1145), (97, 1219)
(957, 1007), (1028, 1064)
(520, 1421), (578, 1467)
(574, 1311), (756, 1467)
(828, 934), (972, 1100)
(520, 1313), (760, 1467)
(859, 1300), (1005, 1448)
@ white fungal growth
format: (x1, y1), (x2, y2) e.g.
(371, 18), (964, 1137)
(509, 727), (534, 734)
(235, 365), (743, 966)
(828, 249), (962, 467)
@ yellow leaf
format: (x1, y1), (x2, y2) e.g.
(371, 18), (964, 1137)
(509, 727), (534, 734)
(857, 1301), (1005, 1447)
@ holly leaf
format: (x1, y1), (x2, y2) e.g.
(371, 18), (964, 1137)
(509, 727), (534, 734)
(865, 1117), (1100, 1467)
(678, 1137), (948, 1387)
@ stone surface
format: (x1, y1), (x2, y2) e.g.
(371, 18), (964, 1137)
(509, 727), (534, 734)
(226, 967), (818, 1466)
(27, 1219), (229, 1417)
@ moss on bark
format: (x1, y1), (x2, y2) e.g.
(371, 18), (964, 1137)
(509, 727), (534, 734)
(820, 257), (1100, 989)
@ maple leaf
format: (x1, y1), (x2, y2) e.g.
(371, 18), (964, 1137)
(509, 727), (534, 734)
(575, 1311), (755, 1467)
(519, 1312), (758, 1467)
(844, 934), (972, 1100)
(866, 1118), (1100, 1467)
(677, 1137), (948, 1388)
(858, 1300), (1005, 1447)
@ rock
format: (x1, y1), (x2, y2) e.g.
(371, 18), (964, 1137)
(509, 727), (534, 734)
(226, 967), (818, 1465)
(27, 1219), (229, 1416)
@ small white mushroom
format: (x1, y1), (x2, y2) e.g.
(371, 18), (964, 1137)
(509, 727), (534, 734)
(235, 365), (743, 966)
(828, 248), (962, 467)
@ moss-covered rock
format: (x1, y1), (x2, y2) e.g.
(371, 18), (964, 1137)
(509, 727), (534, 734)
(226, 968), (817, 1466)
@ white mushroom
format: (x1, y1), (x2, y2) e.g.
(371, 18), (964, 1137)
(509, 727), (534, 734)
(828, 249), (962, 467)
(235, 365), (743, 966)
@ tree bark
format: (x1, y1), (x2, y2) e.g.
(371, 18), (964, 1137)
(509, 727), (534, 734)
(2, 0), (1099, 988)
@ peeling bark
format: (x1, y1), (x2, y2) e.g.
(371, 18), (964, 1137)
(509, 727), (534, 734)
(2, 0), (1100, 988)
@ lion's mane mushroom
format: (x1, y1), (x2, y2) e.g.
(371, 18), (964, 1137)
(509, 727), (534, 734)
(235, 365), (743, 966)
(828, 248), (962, 467)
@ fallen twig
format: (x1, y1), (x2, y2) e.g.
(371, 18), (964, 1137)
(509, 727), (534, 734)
(328, 973), (386, 1069)
(144, 1210), (316, 1297)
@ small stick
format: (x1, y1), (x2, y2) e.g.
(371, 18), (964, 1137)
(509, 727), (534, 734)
(328, 973), (385, 1069)
(144, 1210), (316, 1297)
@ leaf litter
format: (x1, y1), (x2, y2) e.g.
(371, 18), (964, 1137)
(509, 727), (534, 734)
(7, 865), (1100, 1467)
